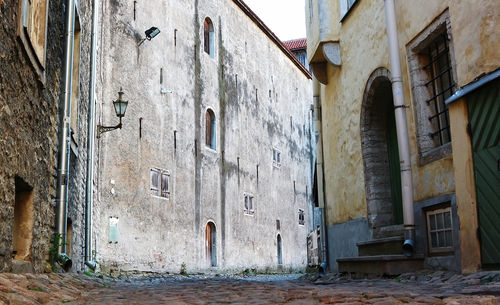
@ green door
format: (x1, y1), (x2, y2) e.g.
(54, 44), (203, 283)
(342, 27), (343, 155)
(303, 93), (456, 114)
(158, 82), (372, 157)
(468, 79), (500, 267)
(386, 101), (403, 224)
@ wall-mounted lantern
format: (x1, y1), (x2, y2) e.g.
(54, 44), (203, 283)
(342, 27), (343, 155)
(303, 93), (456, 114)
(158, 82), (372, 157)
(97, 88), (128, 138)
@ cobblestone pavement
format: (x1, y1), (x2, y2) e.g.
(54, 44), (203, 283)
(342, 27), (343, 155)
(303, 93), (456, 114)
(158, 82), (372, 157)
(1, 271), (500, 304)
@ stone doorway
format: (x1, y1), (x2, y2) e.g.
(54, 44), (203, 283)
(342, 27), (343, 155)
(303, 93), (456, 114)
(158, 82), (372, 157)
(205, 222), (217, 267)
(12, 177), (34, 263)
(361, 68), (403, 236)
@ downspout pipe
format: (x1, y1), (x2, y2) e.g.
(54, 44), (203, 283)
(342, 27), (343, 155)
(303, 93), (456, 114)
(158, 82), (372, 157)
(84, 0), (98, 271)
(55, 0), (76, 271)
(383, 0), (416, 256)
(313, 76), (329, 271)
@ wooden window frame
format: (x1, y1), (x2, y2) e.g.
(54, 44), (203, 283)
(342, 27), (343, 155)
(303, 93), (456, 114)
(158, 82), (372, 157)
(426, 206), (453, 254)
(205, 109), (216, 150)
(203, 17), (214, 58)
(17, 0), (49, 84)
(150, 168), (170, 199)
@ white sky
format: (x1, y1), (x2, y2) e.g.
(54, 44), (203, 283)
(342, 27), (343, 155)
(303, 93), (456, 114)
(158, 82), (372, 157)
(243, 0), (307, 41)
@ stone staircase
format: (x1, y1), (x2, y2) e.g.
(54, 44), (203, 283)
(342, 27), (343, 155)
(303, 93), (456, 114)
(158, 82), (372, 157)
(337, 225), (424, 276)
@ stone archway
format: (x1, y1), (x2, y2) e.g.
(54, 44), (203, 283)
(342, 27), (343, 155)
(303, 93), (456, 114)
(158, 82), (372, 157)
(361, 68), (403, 235)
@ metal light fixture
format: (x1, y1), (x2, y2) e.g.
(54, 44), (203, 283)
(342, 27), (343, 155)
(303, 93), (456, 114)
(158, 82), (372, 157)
(138, 26), (160, 46)
(97, 88), (128, 138)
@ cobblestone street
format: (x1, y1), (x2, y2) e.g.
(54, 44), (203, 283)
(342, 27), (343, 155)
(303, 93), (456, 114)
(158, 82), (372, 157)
(1, 271), (500, 304)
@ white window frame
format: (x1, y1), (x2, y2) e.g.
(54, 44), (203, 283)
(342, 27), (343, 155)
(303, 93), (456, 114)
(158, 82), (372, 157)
(244, 193), (254, 216)
(150, 168), (170, 199)
(426, 206), (453, 254)
(272, 148), (281, 168)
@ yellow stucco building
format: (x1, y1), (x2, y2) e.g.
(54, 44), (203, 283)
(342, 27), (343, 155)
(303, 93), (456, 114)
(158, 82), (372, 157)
(307, 0), (500, 273)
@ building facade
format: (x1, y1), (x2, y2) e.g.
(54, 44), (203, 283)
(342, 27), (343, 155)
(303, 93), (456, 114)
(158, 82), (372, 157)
(306, 0), (499, 273)
(93, 0), (314, 274)
(0, 0), (92, 272)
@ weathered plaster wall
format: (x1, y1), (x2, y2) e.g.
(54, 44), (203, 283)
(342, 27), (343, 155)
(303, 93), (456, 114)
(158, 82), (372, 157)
(94, 0), (313, 274)
(307, 0), (499, 271)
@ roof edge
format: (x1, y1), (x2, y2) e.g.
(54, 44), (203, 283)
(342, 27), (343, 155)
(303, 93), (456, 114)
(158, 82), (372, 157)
(446, 68), (500, 105)
(232, 0), (312, 79)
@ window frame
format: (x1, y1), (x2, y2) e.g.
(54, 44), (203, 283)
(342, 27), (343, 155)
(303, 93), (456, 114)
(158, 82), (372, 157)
(407, 11), (457, 166)
(150, 168), (170, 199)
(17, 0), (50, 83)
(272, 147), (281, 168)
(298, 209), (305, 226)
(203, 17), (214, 58)
(243, 193), (255, 216)
(205, 109), (216, 150)
(426, 206), (453, 254)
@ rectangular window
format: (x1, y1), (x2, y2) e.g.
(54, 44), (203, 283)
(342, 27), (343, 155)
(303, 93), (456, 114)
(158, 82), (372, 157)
(407, 12), (456, 165)
(426, 206), (453, 253)
(273, 148), (281, 168)
(244, 193), (254, 215)
(298, 209), (305, 225)
(150, 168), (170, 199)
(17, 0), (49, 81)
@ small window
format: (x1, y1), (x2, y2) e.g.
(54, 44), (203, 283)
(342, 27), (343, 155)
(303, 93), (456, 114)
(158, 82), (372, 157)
(298, 209), (305, 226)
(17, 0), (49, 81)
(150, 168), (170, 199)
(244, 193), (254, 216)
(203, 17), (214, 57)
(273, 148), (281, 168)
(340, 0), (357, 19)
(426, 206), (453, 253)
(205, 109), (216, 150)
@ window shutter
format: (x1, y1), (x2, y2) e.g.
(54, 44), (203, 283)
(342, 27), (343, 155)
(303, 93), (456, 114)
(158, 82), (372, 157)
(150, 169), (159, 196)
(161, 172), (169, 197)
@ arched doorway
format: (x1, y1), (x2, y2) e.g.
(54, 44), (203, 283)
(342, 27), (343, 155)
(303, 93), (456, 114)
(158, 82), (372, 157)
(361, 68), (403, 234)
(205, 222), (217, 267)
(277, 234), (283, 265)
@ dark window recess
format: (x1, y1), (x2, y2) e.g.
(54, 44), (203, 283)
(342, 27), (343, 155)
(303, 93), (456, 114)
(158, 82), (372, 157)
(205, 109), (216, 150)
(203, 18), (214, 57)
(298, 209), (305, 225)
(422, 34), (456, 146)
(276, 219), (280, 230)
(151, 168), (170, 199)
(174, 29), (177, 47)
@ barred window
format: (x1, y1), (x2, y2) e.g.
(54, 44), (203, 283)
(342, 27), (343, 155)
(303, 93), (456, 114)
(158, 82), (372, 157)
(421, 34), (455, 147)
(298, 209), (305, 225)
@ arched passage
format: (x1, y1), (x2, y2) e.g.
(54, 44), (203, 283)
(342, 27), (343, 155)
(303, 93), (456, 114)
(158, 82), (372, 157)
(205, 221), (217, 267)
(361, 68), (403, 233)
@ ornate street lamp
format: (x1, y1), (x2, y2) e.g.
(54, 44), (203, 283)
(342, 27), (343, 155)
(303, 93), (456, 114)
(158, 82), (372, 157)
(97, 88), (128, 138)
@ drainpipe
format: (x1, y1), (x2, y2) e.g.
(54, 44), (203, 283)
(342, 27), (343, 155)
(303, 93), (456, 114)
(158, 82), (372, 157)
(84, 0), (99, 271)
(383, 0), (415, 256)
(55, 0), (76, 271)
(313, 76), (329, 271)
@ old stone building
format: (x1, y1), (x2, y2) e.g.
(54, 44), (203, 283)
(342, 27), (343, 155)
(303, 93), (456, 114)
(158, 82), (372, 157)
(92, 0), (314, 274)
(307, 0), (499, 273)
(0, 0), (93, 272)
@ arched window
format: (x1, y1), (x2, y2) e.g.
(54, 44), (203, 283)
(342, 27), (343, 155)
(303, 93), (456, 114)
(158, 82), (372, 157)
(203, 17), (214, 57)
(205, 109), (216, 149)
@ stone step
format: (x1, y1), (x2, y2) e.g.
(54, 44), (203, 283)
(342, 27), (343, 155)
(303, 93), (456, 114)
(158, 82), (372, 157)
(357, 236), (404, 256)
(337, 255), (424, 276)
(373, 224), (404, 239)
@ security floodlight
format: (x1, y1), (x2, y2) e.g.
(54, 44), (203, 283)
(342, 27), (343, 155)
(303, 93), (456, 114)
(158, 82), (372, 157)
(138, 26), (160, 46)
